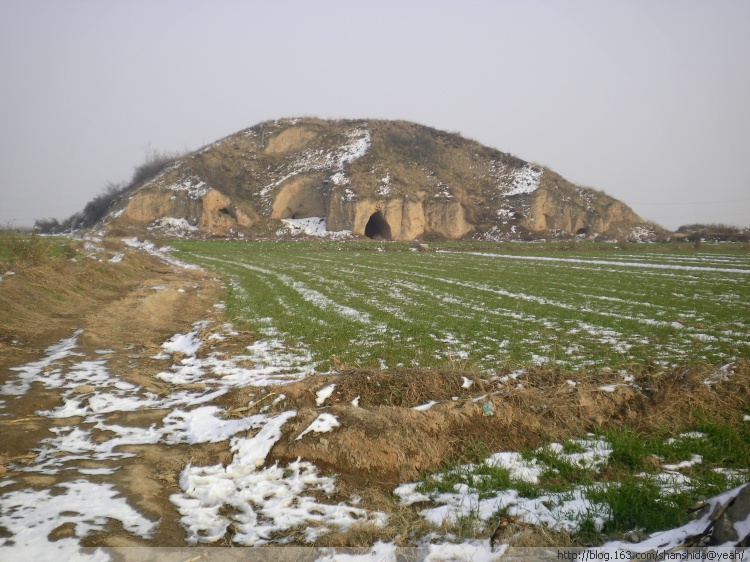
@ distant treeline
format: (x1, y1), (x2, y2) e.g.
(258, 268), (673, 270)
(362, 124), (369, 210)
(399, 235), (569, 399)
(674, 223), (749, 242)
(35, 149), (187, 234)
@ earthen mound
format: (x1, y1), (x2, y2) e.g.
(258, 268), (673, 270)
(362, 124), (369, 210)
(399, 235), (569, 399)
(95, 118), (664, 241)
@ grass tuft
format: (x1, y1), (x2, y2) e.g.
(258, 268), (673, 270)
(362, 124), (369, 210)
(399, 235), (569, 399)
(0, 229), (75, 267)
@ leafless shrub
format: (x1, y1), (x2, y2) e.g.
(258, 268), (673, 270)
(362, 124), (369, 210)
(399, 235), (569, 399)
(129, 147), (183, 187)
(35, 147), (189, 233)
(677, 223), (749, 242)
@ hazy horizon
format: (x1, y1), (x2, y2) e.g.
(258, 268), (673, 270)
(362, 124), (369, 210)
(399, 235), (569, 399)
(1, 0), (748, 231)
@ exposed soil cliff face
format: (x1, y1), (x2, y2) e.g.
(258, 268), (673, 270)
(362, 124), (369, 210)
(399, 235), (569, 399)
(264, 126), (319, 154)
(100, 118), (662, 240)
(118, 184), (257, 236)
(123, 190), (201, 223)
(526, 186), (642, 235)
(325, 194), (471, 240)
(271, 176), (327, 220)
(518, 169), (654, 239)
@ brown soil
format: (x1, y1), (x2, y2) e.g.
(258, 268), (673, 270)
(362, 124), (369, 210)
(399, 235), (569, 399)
(0, 239), (233, 546)
(1, 239), (748, 549)
(102, 117), (666, 241)
(218, 364), (750, 489)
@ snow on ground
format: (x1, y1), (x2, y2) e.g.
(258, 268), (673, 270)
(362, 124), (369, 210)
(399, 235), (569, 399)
(0, 480), (156, 561)
(2, 242), (748, 556)
(147, 217), (198, 237)
(2, 321), (749, 557)
(456, 251), (750, 274)
(604, 483), (750, 550)
(0, 321), (379, 556)
(279, 216), (352, 239)
(182, 247), (750, 372)
(394, 435), (735, 538)
(172, 410), (386, 546)
(122, 237), (201, 270)
(0, 329), (83, 396)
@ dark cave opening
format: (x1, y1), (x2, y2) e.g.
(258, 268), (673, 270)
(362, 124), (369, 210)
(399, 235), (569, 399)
(364, 211), (392, 240)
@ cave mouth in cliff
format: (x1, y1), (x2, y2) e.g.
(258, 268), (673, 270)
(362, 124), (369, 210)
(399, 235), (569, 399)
(364, 211), (392, 240)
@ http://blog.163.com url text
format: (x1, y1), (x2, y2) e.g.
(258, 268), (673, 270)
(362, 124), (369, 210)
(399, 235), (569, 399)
(556, 550), (747, 562)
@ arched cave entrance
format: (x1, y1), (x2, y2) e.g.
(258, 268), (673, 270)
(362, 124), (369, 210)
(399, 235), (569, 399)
(576, 227), (589, 236)
(364, 211), (392, 240)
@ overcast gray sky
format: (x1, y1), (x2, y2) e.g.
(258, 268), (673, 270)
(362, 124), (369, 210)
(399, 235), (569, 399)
(1, 0), (748, 230)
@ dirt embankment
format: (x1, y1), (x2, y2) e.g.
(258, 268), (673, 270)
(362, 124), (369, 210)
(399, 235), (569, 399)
(216, 364), (750, 489)
(0, 239), (219, 368)
(0, 239), (232, 545)
(2, 238), (748, 549)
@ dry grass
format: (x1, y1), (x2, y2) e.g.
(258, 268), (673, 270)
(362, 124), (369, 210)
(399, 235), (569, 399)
(0, 238), (185, 366)
(214, 360), (748, 528)
(270, 361), (750, 548)
(0, 230), (74, 267)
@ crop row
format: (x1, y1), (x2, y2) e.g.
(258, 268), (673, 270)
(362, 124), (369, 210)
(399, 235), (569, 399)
(170, 241), (750, 372)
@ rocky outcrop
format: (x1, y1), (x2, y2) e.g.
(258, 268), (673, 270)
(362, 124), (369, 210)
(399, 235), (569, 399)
(99, 118), (662, 241)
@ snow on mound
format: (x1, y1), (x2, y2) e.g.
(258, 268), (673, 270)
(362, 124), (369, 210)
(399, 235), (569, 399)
(331, 171), (350, 185)
(147, 217), (198, 237)
(279, 217), (352, 239)
(261, 126), (371, 198)
(505, 165), (542, 196)
(337, 127), (371, 169)
(295, 413), (340, 440)
(165, 175), (210, 199)
(315, 383), (337, 406)
(629, 224), (657, 242)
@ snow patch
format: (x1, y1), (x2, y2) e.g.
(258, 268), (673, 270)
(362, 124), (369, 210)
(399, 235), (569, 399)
(316, 384), (337, 406)
(1, 329), (83, 396)
(171, 410), (387, 545)
(260, 127), (370, 198)
(505, 165), (542, 196)
(279, 217), (351, 239)
(0, 480), (156, 560)
(165, 176), (210, 199)
(296, 413), (341, 440)
(147, 217), (198, 237)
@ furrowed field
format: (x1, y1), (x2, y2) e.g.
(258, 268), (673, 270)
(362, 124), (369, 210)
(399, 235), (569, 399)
(2, 237), (750, 553)
(169, 241), (750, 372)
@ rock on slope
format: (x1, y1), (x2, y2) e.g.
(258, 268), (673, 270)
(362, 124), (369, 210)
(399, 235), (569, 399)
(101, 118), (661, 241)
